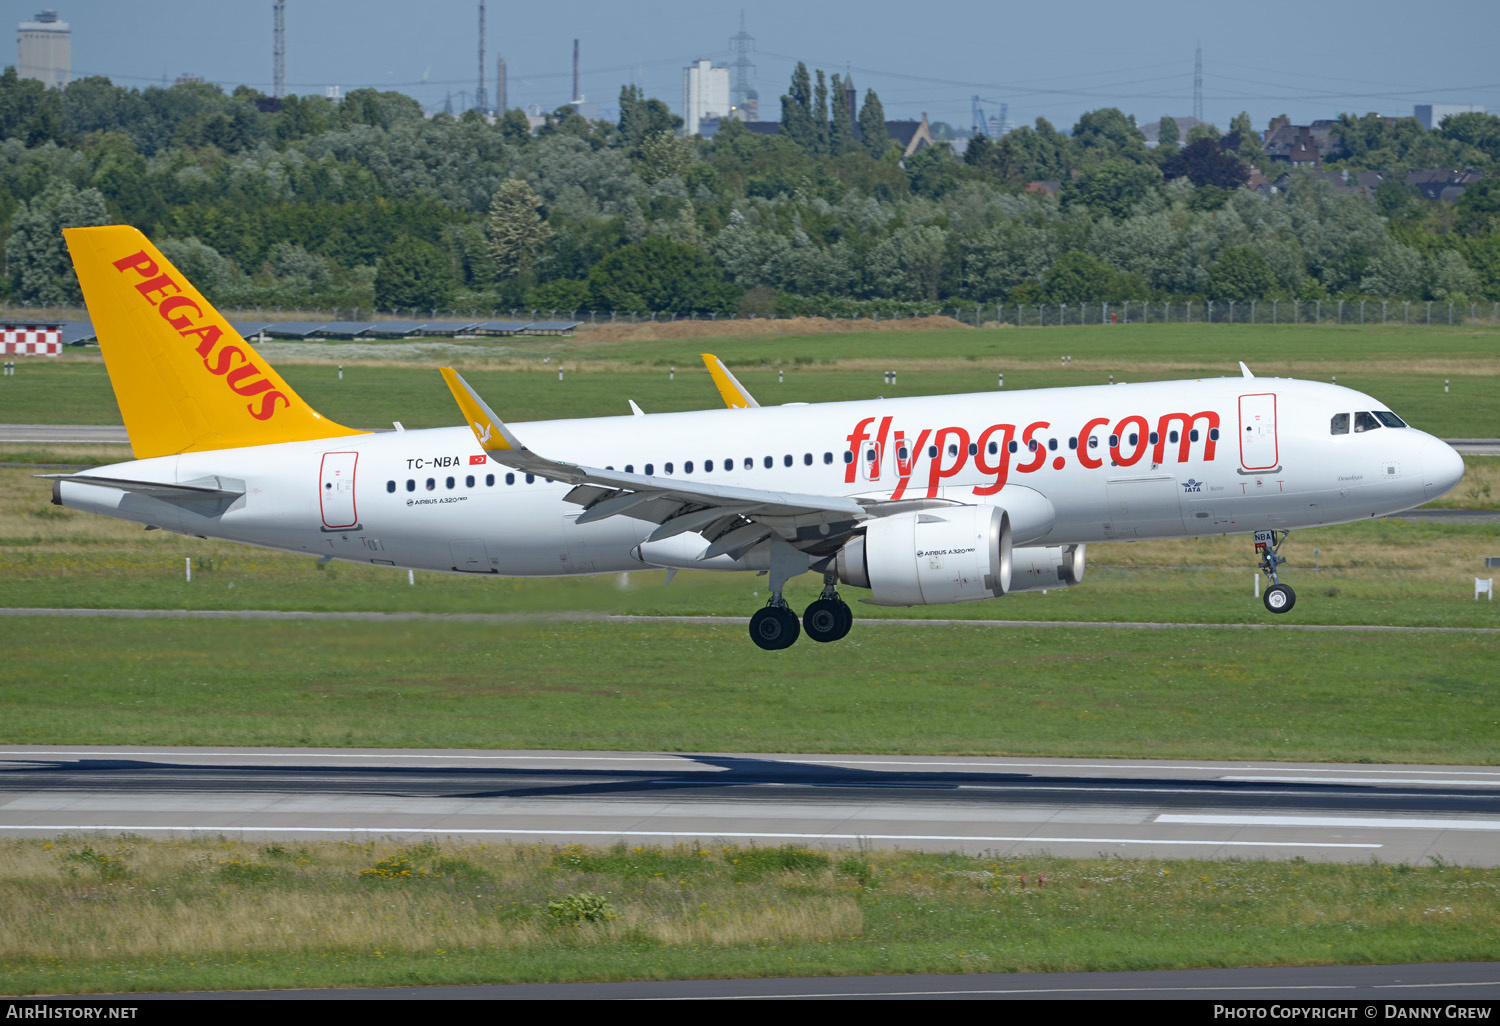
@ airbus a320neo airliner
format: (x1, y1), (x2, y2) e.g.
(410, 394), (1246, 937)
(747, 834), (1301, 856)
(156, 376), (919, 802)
(49, 227), (1466, 649)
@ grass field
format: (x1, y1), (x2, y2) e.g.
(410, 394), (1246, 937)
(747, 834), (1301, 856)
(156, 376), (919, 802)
(2, 319), (1497, 993)
(3, 838), (1498, 995)
(2, 614), (1496, 761)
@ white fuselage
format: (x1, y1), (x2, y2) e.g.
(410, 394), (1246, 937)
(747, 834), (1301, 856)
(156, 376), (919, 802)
(57, 377), (1462, 578)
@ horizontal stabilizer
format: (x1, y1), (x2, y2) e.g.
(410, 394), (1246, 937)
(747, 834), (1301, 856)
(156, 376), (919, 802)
(43, 473), (246, 516)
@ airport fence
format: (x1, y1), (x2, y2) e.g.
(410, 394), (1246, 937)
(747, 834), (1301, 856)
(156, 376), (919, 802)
(5, 298), (1500, 333)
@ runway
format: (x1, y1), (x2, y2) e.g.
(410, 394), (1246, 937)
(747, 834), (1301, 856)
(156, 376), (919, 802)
(3, 746), (1498, 865)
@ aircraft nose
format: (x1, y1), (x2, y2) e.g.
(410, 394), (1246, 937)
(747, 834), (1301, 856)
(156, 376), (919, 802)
(1422, 437), (1465, 501)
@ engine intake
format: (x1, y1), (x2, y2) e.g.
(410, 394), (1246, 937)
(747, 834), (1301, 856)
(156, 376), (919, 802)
(837, 505), (1012, 606)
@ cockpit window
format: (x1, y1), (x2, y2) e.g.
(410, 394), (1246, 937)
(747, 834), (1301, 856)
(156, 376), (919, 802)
(1374, 410), (1406, 428)
(1330, 413), (1349, 435)
(1353, 411), (1381, 432)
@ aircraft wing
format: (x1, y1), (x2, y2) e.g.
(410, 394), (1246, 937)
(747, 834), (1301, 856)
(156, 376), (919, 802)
(440, 367), (891, 561)
(701, 353), (760, 409)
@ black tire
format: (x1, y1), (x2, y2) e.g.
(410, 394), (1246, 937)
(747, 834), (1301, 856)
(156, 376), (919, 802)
(831, 600), (853, 641)
(750, 606), (800, 649)
(803, 599), (845, 643)
(1263, 583), (1296, 614)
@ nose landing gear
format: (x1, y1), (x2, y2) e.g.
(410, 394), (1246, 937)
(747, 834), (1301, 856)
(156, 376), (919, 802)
(1255, 529), (1296, 614)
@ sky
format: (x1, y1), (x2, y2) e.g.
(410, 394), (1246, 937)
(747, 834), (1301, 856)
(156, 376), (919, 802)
(24, 0), (1500, 134)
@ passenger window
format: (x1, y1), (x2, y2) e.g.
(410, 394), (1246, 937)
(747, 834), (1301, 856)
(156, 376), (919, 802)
(1209, 428), (1220, 441)
(823, 452), (833, 464)
(764, 456), (773, 469)
(1128, 433), (1138, 446)
(506, 473), (515, 485)
(645, 463), (655, 475)
(624, 464), (634, 474)
(1190, 430), (1199, 442)
(1109, 435), (1119, 447)
(928, 445), (938, 458)
(465, 475), (475, 487)
(745, 457), (754, 470)
(664, 462), (673, 475)
(1089, 437), (1099, 449)
(685, 461), (694, 473)
(445, 476), (455, 489)
(426, 478), (435, 491)
(1170, 430), (1179, 443)
(947, 444), (958, 457)
(525, 473), (535, 484)
(1008, 440), (1018, 453)
(803, 453), (813, 466)
(897, 446), (909, 460)
(704, 460), (713, 472)
(1068, 438), (1078, 450)
(783, 454), (793, 467)
(843, 451), (854, 464)
(1354, 411), (1381, 432)
(968, 443), (977, 456)
(1048, 439), (1058, 451)
(1148, 432), (1158, 445)
(988, 441), (998, 454)
(406, 479), (415, 492)
(486, 474), (494, 486)
(386, 480), (396, 493)
(1028, 439), (1039, 451)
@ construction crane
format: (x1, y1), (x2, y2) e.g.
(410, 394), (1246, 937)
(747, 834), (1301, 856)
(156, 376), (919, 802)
(971, 95), (1008, 139)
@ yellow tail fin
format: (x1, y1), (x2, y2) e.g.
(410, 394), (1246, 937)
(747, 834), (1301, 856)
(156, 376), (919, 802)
(64, 225), (364, 458)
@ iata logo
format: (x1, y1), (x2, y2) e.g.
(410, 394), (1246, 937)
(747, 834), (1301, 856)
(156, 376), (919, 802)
(1182, 478), (1203, 492)
(112, 250), (289, 421)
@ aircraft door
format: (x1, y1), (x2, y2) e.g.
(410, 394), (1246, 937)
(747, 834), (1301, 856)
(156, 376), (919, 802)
(1238, 393), (1279, 471)
(319, 451), (359, 529)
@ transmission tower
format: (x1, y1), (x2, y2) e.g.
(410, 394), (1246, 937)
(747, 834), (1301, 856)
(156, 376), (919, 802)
(1193, 42), (1203, 123)
(476, 2), (488, 113)
(272, 1), (285, 100)
(729, 11), (755, 115)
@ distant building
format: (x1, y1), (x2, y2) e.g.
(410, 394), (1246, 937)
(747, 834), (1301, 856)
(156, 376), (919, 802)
(715, 111), (936, 158)
(1264, 118), (1343, 167)
(684, 59), (730, 136)
(17, 8), (69, 90)
(1140, 116), (1202, 147)
(1414, 104), (1486, 131)
(496, 56), (507, 112)
(174, 73), (204, 86)
(1406, 168), (1484, 202)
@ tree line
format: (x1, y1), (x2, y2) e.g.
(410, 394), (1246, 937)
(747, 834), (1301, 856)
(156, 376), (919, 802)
(1, 63), (1497, 316)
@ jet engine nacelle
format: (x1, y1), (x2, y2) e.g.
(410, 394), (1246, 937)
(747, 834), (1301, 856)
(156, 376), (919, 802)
(1005, 544), (1086, 594)
(837, 505), (1012, 606)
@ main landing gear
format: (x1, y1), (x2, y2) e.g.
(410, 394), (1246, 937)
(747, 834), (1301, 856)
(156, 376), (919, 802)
(749, 573), (853, 650)
(1255, 529), (1296, 614)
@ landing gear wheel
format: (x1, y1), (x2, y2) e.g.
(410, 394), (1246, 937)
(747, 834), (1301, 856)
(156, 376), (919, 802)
(803, 599), (852, 643)
(1263, 583), (1296, 614)
(749, 605), (801, 650)
(833, 600), (853, 641)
